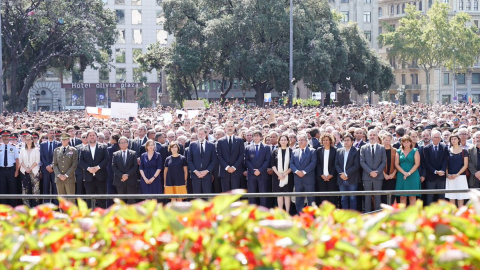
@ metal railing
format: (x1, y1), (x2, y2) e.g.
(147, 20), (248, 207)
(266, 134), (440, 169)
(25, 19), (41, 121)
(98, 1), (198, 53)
(1, 189), (476, 206)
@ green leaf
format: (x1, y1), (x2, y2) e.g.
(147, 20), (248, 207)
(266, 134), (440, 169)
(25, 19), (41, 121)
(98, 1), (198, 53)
(212, 193), (243, 215)
(43, 230), (68, 246)
(98, 253), (118, 269)
(77, 199), (89, 215)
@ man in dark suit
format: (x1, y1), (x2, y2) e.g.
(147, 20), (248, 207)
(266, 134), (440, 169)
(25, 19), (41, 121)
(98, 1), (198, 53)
(75, 132), (88, 196)
(423, 130), (448, 205)
(138, 129), (157, 156)
(359, 129), (387, 213)
(353, 128), (367, 149)
(78, 130), (109, 208)
(112, 136), (138, 204)
(40, 128), (61, 202)
(66, 126), (82, 147)
(217, 121), (245, 192)
(187, 127), (217, 194)
(468, 131), (480, 188)
(290, 133), (317, 213)
(309, 128), (321, 150)
(245, 130), (271, 207)
(335, 133), (361, 210)
(129, 124), (148, 158)
(106, 133), (120, 207)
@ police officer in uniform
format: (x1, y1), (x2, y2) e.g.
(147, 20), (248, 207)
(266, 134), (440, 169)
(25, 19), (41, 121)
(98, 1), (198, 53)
(0, 130), (19, 206)
(53, 133), (78, 200)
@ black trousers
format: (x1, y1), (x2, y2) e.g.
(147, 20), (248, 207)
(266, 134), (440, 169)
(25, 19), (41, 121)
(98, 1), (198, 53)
(0, 167), (17, 206)
(42, 168), (57, 203)
(84, 177), (107, 208)
(115, 181), (138, 204)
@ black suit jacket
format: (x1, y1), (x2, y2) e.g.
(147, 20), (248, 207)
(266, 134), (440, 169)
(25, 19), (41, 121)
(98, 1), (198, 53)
(69, 138), (82, 147)
(216, 136), (245, 178)
(315, 146), (337, 180)
(423, 143), (448, 182)
(334, 147), (361, 185)
(112, 149), (138, 187)
(78, 143), (109, 182)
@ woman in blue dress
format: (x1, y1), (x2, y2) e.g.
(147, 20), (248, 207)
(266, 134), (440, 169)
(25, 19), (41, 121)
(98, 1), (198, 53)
(446, 134), (469, 207)
(139, 140), (163, 195)
(395, 135), (421, 205)
(164, 141), (188, 202)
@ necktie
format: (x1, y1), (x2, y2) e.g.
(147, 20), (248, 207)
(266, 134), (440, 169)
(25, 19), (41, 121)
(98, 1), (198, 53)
(3, 145), (7, 167)
(228, 136), (233, 151)
(70, 139), (73, 146)
(123, 151), (127, 165)
(371, 145), (375, 157)
(300, 149), (305, 161)
(434, 146), (438, 157)
(49, 142), (53, 156)
(255, 145), (259, 158)
(63, 147), (66, 154)
(200, 142), (204, 156)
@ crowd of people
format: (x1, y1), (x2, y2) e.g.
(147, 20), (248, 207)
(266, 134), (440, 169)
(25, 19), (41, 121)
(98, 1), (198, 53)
(0, 101), (478, 214)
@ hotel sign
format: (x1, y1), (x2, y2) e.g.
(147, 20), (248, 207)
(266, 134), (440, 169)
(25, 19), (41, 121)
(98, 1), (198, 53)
(68, 83), (141, 89)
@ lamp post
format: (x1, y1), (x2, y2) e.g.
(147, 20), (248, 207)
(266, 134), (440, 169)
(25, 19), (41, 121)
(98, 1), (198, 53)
(288, 0), (293, 108)
(58, 99), (61, 111)
(452, 48), (457, 103)
(0, 0), (3, 113)
(31, 96), (35, 112)
(35, 91), (40, 111)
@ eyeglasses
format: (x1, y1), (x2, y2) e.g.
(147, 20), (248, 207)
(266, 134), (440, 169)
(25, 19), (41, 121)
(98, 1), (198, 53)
(453, 119), (459, 121)
(81, 136), (87, 139)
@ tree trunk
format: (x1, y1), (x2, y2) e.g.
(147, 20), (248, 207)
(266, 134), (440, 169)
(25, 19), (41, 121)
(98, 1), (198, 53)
(423, 67), (431, 104)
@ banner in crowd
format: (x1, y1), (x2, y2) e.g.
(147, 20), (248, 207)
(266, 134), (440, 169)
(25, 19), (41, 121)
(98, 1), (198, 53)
(264, 93), (272, 102)
(184, 100), (205, 110)
(110, 102), (138, 119)
(85, 107), (111, 119)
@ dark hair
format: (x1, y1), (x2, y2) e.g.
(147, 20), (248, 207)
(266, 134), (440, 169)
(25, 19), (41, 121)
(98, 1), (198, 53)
(449, 134), (461, 146)
(343, 132), (354, 141)
(309, 128), (320, 138)
(253, 130), (262, 137)
(277, 134), (290, 147)
(400, 135), (413, 150)
(111, 133), (120, 143)
(168, 141), (180, 153)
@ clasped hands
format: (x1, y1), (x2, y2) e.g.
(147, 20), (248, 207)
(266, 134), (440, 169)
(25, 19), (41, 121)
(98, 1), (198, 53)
(195, 170), (209, 178)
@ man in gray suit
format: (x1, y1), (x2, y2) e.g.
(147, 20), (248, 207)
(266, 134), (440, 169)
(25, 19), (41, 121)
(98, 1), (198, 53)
(360, 129), (387, 213)
(468, 131), (480, 188)
(290, 133), (317, 214)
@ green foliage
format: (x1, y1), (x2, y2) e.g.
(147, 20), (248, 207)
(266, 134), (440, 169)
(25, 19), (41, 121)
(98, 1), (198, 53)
(293, 98), (320, 107)
(139, 0), (391, 107)
(2, 0), (117, 112)
(1, 194), (480, 269)
(380, 2), (480, 103)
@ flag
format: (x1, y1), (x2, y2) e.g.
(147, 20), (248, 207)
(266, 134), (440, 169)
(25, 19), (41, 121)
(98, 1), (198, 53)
(469, 96), (473, 104)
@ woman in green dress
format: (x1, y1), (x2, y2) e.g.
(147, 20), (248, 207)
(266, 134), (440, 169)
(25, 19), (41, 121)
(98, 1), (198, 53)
(394, 135), (421, 205)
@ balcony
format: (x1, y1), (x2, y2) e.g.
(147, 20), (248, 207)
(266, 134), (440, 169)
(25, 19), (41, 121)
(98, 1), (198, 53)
(405, 85), (421, 90)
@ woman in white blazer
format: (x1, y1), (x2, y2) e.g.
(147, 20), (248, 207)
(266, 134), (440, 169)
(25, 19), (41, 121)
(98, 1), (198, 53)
(18, 134), (41, 207)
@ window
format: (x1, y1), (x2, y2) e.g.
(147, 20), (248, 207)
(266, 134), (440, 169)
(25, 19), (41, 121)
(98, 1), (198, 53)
(467, 0), (471, 10)
(472, 73), (480, 84)
(99, 67), (109, 83)
(132, 10), (142, 24)
(132, 48), (142, 64)
(116, 68), (126, 82)
(442, 95), (451, 104)
(131, 0), (141, 5)
(390, 5), (394, 14)
(157, 30), (168, 44)
(340, 0), (348, 2)
(401, 74), (406, 85)
(156, 11), (165, 25)
(459, 0), (464, 10)
(364, 0), (371, 3)
(115, 48), (125, 63)
(402, 3), (406, 13)
(397, 4), (400, 14)
(413, 94), (420, 102)
(475, 0), (478, 10)
(96, 89), (107, 108)
(443, 0), (449, 2)
(379, 26), (383, 34)
(419, 1), (423, 10)
(429, 0), (433, 8)
(133, 29), (142, 44)
(363, 12), (371, 23)
(66, 89), (85, 107)
(115, 0), (124, 4)
(340, 11), (349, 22)
(117, 29), (125, 44)
(443, 73), (450, 85)
(474, 20), (479, 29)
(116, 10), (124, 24)
(378, 7), (383, 17)
(412, 74), (418, 85)
(133, 68), (143, 82)
(457, 73), (466, 84)
(389, 56), (396, 67)
(364, 31), (371, 41)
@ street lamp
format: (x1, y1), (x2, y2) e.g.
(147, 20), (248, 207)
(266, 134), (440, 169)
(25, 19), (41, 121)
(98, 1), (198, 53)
(452, 48), (457, 103)
(35, 91), (40, 111)
(288, 0), (293, 108)
(58, 99), (61, 111)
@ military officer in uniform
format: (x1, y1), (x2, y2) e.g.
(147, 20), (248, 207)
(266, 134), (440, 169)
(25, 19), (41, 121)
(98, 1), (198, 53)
(53, 133), (78, 200)
(0, 130), (19, 206)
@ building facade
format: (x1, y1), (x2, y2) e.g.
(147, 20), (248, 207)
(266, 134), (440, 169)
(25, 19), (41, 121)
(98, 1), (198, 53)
(378, 0), (480, 104)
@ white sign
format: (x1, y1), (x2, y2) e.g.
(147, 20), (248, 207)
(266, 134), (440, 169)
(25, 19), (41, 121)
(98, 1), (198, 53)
(264, 93), (272, 102)
(188, 110), (200, 119)
(110, 102), (138, 119)
(330, 92), (336, 100)
(312, 92), (322, 100)
(161, 113), (173, 124)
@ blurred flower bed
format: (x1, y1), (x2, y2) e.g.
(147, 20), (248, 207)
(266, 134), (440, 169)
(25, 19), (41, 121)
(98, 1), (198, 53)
(1, 192), (480, 270)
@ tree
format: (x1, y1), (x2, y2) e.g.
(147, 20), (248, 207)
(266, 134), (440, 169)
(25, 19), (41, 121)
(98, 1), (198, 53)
(380, 2), (480, 104)
(2, 0), (117, 111)
(136, 77), (152, 108)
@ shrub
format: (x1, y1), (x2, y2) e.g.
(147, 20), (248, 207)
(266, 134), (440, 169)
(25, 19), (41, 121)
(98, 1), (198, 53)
(1, 192), (480, 269)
